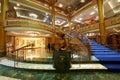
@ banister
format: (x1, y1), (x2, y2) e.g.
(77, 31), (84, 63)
(11, 44), (33, 53)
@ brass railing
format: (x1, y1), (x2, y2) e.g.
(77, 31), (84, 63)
(8, 44), (34, 68)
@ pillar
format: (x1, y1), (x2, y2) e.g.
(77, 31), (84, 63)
(67, 6), (72, 33)
(68, 15), (72, 32)
(51, 0), (56, 44)
(0, 0), (8, 56)
(97, 0), (106, 45)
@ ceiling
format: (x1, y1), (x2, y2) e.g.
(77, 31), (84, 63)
(34, 0), (92, 14)
(3, 0), (120, 36)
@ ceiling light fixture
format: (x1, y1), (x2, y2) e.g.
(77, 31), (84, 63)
(55, 20), (61, 24)
(80, 0), (85, 3)
(74, 19), (81, 23)
(58, 3), (63, 8)
(90, 11), (95, 15)
(118, 0), (120, 2)
(29, 13), (38, 19)
(17, 3), (20, 6)
(14, 6), (17, 9)
(64, 23), (69, 27)
(44, 4), (48, 7)
(64, 23), (72, 27)
(27, 31), (40, 36)
(79, 18), (83, 20)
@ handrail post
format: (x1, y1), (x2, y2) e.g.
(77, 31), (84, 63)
(85, 40), (91, 61)
(14, 51), (17, 68)
(24, 47), (26, 61)
(14, 51), (18, 68)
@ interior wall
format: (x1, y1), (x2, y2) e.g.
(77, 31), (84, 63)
(15, 36), (46, 49)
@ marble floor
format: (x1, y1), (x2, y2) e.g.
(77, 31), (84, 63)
(0, 57), (120, 80)
(0, 63), (119, 80)
(0, 57), (106, 70)
(0, 47), (118, 80)
(0, 75), (21, 80)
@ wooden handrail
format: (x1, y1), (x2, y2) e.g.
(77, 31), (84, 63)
(9, 44), (34, 68)
(11, 44), (33, 53)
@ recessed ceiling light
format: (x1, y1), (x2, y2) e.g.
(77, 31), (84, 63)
(27, 31), (40, 36)
(29, 13), (38, 19)
(55, 20), (61, 24)
(118, 0), (120, 2)
(58, 3), (63, 8)
(90, 12), (95, 15)
(64, 23), (69, 27)
(80, 0), (85, 3)
(74, 19), (81, 23)
(14, 6), (17, 9)
(79, 18), (82, 20)
(44, 4), (48, 7)
(17, 3), (20, 6)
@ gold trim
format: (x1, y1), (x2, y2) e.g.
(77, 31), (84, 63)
(6, 19), (53, 32)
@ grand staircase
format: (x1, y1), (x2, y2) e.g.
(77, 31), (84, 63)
(90, 40), (120, 71)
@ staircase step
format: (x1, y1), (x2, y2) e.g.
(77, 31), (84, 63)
(90, 40), (120, 70)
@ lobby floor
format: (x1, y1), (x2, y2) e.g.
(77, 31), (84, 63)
(0, 57), (106, 70)
(0, 57), (120, 80)
(1, 46), (120, 80)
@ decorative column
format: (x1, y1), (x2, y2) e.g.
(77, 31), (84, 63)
(51, 0), (56, 44)
(97, 0), (106, 45)
(68, 15), (72, 32)
(67, 6), (72, 33)
(0, 0), (8, 56)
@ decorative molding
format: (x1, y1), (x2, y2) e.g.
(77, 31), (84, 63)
(5, 19), (53, 32)
(79, 15), (120, 33)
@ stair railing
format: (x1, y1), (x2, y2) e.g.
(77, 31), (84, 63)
(9, 44), (34, 68)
